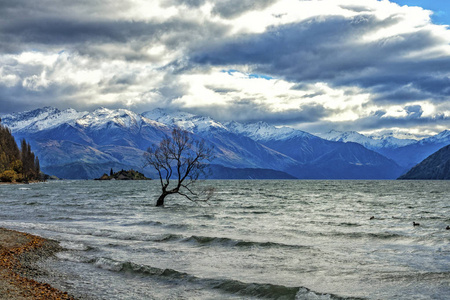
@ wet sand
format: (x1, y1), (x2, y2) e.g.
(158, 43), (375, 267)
(0, 228), (74, 300)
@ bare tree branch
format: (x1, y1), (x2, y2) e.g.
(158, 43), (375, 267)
(144, 128), (215, 206)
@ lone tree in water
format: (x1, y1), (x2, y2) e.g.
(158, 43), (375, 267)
(144, 128), (214, 206)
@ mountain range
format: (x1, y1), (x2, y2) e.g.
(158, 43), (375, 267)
(318, 129), (450, 170)
(1, 107), (448, 179)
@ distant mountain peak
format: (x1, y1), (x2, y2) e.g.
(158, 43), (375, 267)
(1, 106), (85, 132)
(226, 120), (312, 141)
(76, 107), (144, 129)
(141, 109), (226, 133)
(318, 129), (417, 150)
(420, 129), (450, 145)
(436, 129), (450, 137)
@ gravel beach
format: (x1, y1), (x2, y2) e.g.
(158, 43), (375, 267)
(0, 228), (74, 300)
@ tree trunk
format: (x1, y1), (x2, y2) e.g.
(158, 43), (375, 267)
(156, 192), (168, 207)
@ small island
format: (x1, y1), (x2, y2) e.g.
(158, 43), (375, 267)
(95, 169), (151, 181)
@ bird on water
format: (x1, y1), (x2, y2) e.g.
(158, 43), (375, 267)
(413, 222), (420, 226)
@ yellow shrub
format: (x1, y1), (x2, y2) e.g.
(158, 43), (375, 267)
(10, 160), (23, 173)
(0, 170), (17, 182)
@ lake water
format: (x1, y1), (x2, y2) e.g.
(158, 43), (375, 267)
(0, 180), (449, 299)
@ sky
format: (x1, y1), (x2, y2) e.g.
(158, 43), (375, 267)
(0, 0), (450, 137)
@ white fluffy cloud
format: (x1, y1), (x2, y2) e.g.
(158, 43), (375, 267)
(0, 0), (449, 136)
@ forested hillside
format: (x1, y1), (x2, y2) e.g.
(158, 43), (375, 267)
(398, 144), (450, 180)
(0, 119), (40, 182)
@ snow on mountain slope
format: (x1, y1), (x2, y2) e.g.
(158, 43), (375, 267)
(373, 136), (417, 148)
(318, 130), (374, 145)
(420, 130), (450, 145)
(1, 107), (300, 178)
(76, 107), (168, 131)
(141, 109), (300, 170)
(2, 107), (168, 134)
(223, 120), (404, 179)
(369, 130), (419, 141)
(225, 121), (313, 141)
(1, 107), (88, 132)
(318, 130), (416, 150)
(141, 109), (227, 133)
(2, 106), (437, 179)
(76, 107), (141, 129)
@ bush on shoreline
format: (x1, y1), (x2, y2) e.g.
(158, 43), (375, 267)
(0, 170), (17, 182)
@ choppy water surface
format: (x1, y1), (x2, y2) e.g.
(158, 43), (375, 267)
(0, 180), (449, 299)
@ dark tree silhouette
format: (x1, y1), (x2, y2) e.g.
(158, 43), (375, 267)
(0, 124), (40, 182)
(20, 139), (36, 180)
(144, 128), (214, 206)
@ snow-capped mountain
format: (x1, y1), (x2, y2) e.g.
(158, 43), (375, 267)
(317, 129), (450, 168)
(225, 121), (313, 141)
(1, 106), (88, 133)
(0, 106), (411, 179)
(1, 107), (299, 178)
(144, 110), (406, 179)
(317, 130), (416, 150)
(225, 122), (404, 178)
(76, 107), (143, 130)
(382, 129), (450, 169)
(141, 109), (227, 133)
(419, 130), (450, 145)
(369, 130), (419, 141)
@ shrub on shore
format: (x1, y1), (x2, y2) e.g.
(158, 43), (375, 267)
(0, 170), (17, 182)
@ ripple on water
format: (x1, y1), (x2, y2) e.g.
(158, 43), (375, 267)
(0, 180), (449, 300)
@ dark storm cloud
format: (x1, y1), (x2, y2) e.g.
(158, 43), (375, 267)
(205, 85), (241, 94)
(189, 13), (450, 103)
(0, 0), (229, 114)
(303, 110), (450, 134)
(0, 0), (229, 58)
(262, 104), (331, 125)
(371, 88), (431, 104)
(1, 17), (228, 58)
(97, 73), (139, 94)
(404, 105), (423, 117)
(354, 111), (449, 131)
(0, 0), (130, 21)
(0, 80), (87, 114)
(195, 101), (331, 125)
(211, 0), (279, 18)
(191, 15), (392, 70)
(0, 0), (131, 51)
(355, 104), (450, 132)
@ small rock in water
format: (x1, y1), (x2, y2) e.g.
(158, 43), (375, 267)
(446, 226), (450, 230)
(370, 216), (375, 220)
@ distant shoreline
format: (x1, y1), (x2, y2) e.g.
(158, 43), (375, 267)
(0, 228), (74, 299)
(0, 180), (43, 185)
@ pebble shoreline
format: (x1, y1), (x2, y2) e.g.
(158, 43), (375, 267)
(0, 228), (75, 300)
